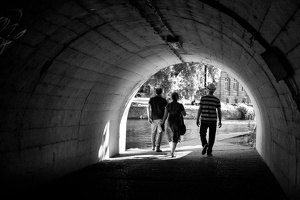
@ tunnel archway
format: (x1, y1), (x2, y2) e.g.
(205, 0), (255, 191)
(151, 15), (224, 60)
(1, 0), (299, 198)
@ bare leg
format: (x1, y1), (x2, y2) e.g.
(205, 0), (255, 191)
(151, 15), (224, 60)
(170, 142), (177, 157)
(168, 142), (172, 154)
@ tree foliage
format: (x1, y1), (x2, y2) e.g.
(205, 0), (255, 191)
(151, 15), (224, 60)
(142, 62), (220, 100)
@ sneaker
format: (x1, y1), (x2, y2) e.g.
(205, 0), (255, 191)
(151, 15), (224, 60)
(202, 144), (208, 155)
(152, 146), (155, 151)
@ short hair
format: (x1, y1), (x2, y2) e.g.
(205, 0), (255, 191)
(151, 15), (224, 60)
(155, 88), (162, 95)
(171, 92), (179, 101)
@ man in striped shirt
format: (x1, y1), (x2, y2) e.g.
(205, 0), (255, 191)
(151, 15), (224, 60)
(196, 83), (222, 156)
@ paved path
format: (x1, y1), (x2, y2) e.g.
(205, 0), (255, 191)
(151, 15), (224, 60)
(26, 138), (287, 200)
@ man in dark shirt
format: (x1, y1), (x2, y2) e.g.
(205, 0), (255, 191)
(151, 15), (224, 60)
(147, 88), (168, 152)
(196, 83), (222, 156)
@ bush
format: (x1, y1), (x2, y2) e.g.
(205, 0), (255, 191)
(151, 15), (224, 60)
(236, 103), (255, 120)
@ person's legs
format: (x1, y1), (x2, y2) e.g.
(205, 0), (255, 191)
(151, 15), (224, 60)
(151, 122), (158, 150)
(200, 122), (209, 155)
(168, 142), (173, 156)
(207, 122), (217, 155)
(199, 122), (209, 146)
(155, 119), (163, 152)
(171, 142), (177, 157)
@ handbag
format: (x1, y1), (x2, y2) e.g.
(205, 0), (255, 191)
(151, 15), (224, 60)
(180, 114), (186, 135)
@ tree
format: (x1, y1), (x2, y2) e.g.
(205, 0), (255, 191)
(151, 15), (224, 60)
(141, 62), (220, 100)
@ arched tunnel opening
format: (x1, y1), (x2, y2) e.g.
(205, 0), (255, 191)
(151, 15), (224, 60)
(123, 62), (257, 152)
(1, 0), (300, 199)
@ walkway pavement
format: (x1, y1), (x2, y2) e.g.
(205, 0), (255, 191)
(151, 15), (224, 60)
(24, 135), (287, 200)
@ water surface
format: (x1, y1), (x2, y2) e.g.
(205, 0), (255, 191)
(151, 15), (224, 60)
(126, 119), (255, 149)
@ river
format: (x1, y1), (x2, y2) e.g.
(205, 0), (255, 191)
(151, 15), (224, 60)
(126, 119), (255, 149)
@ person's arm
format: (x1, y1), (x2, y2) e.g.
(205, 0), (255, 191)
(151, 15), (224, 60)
(217, 107), (222, 128)
(147, 104), (153, 124)
(161, 107), (168, 125)
(196, 105), (202, 127)
(181, 105), (186, 116)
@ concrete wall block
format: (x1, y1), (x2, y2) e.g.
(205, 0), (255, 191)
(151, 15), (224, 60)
(23, 109), (81, 129)
(61, 64), (99, 82)
(85, 92), (97, 104)
(19, 27), (47, 47)
(275, 80), (291, 96)
(91, 83), (111, 93)
(41, 144), (54, 167)
(28, 94), (85, 110)
(50, 27), (78, 44)
(278, 93), (290, 108)
(79, 57), (110, 74)
(55, 0), (87, 18)
(0, 150), (20, 175)
(77, 139), (91, 157)
(70, 37), (94, 52)
(40, 157), (80, 185)
(80, 110), (104, 125)
(52, 110), (81, 127)
(21, 126), (78, 148)
(296, 139), (300, 197)
(251, 69), (268, 87)
(37, 40), (64, 59)
(272, 141), (290, 183)
(291, 121), (300, 138)
(0, 131), (19, 152)
(35, 83), (73, 97)
(78, 124), (95, 140)
(82, 103), (100, 112)
(269, 107), (288, 130)
(0, 92), (31, 109)
(56, 47), (82, 64)
(292, 68), (300, 89)
(258, 82), (278, 99)
(272, 127), (289, 150)
(283, 107), (293, 121)
(70, 97), (86, 110)
(50, 141), (75, 163)
(58, 76), (95, 90)
(41, 73), (62, 86)
(262, 97), (281, 108)
(20, 147), (43, 173)
(84, 30), (106, 43)
(90, 136), (102, 156)
(273, 5), (300, 55)
(47, 60), (71, 75)
(260, 1), (293, 44)
(65, 19), (90, 35)
(288, 134), (297, 156)
(0, 109), (25, 132)
(286, 45), (300, 72)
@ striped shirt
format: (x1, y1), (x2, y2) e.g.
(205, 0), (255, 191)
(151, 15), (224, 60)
(200, 95), (221, 122)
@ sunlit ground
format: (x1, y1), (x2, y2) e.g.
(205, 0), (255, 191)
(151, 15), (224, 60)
(108, 144), (202, 161)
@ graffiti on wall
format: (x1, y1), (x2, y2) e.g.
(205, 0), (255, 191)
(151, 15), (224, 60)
(0, 9), (27, 55)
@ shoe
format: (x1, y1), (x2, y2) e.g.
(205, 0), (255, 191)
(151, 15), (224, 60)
(156, 148), (162, 152)
(202, 144), (208, 155)
(207, 153), (213, 157)
(152, 146), (155, 151)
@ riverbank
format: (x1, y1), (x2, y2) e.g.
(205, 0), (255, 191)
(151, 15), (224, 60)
(126, 119), (256, 149)
(128, 104), (252, 120)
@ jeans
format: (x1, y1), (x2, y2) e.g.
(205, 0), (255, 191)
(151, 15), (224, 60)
(151, 119), (163, 147)
(199, 121), (217, 153)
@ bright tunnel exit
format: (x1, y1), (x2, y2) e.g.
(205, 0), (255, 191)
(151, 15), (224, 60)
(121, 62), (257, 154)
